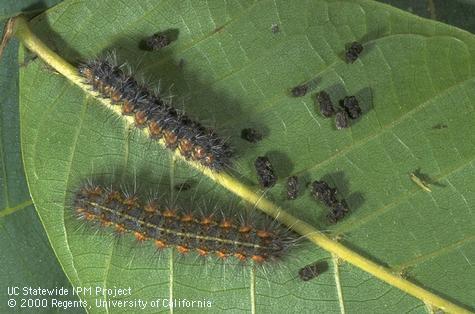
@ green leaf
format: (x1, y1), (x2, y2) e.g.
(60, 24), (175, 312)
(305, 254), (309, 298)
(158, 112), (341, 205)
(377, 0), (475, 34)
(18, 0), (475, 313)
(0, 0), (63, 20)
(0, 20), (82, 313)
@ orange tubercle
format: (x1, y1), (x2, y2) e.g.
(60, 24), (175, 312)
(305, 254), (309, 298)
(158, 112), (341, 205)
(163, 130), (178, 147)
(180, 214), (194, 223)
(144, 201), (158, 213)
(177, 245), (189, 254)
(84, 212), (95, 221)
(257, 230), (273, 239)
(234, 252), (247, 261)
(134, 111), (148, 127)
(216, 251), (228, 260)
(148, 121), (163, 138)
(196, 248), (209, 256)
(100, 218), (112, 227)
(192, 146), (206, 159)
(85, 185), (102, 197)
(81, 68), (93, 79)
(115, 224), (126, 234)
(239, 225), (252, 233)
(219, 219), (234, 229)
(178, 138), (193, 156)
(201, 216), (214, 225)
(107, 190), (122, 202)
(155, 240), (167, 249)
(204, 154), (214, 166)
(251, 255), (266, 263)
(122, 101), (134, 115)
(134, 232), (147, 242)
(162, 209), (176, 218)
(123, 195), (139, 208)
(110, 90), (122, 103)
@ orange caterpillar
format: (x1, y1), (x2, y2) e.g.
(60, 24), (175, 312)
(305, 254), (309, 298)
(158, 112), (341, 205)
(74, 183), (296, 264)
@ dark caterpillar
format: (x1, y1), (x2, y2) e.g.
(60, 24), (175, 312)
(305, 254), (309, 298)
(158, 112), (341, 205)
(78, 54), (232, 171)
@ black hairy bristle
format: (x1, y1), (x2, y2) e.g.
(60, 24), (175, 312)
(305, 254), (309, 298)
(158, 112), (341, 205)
(255, 156), (277, 188)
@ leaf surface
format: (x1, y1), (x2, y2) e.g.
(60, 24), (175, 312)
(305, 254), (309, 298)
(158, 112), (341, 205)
(19, 0), (475, 313)
(0, 20), (82, 313)
(0, 0), (63, 19)
(377, 0), (475, 34)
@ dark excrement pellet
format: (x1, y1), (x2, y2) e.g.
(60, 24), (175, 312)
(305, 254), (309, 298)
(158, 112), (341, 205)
(241, 128), (263, 143)
(291, 84), (309, 97)
(298, 261), (328, 281)
(345, 41), (363, 63)
(271, 23), (280, 34)
(339, 96), (361, 119)
(255, 156), (277, 188)
(327, 200), (349, 223)
(311, 180), (350, 223)
(142, 32), (171, 51)
(432, 123), (448, 130)
(316, 91), (335, 118)
(311, 180), (338, 207)
(335, 110), (350, 129)
(286, 176), (299, 200)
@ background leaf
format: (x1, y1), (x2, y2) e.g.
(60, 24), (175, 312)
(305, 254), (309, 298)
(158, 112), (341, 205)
(18, 0), (474, 313)
(0, 0), (63, 19)
(377, 0), (475, 34)
(0, 19), (81, 313)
